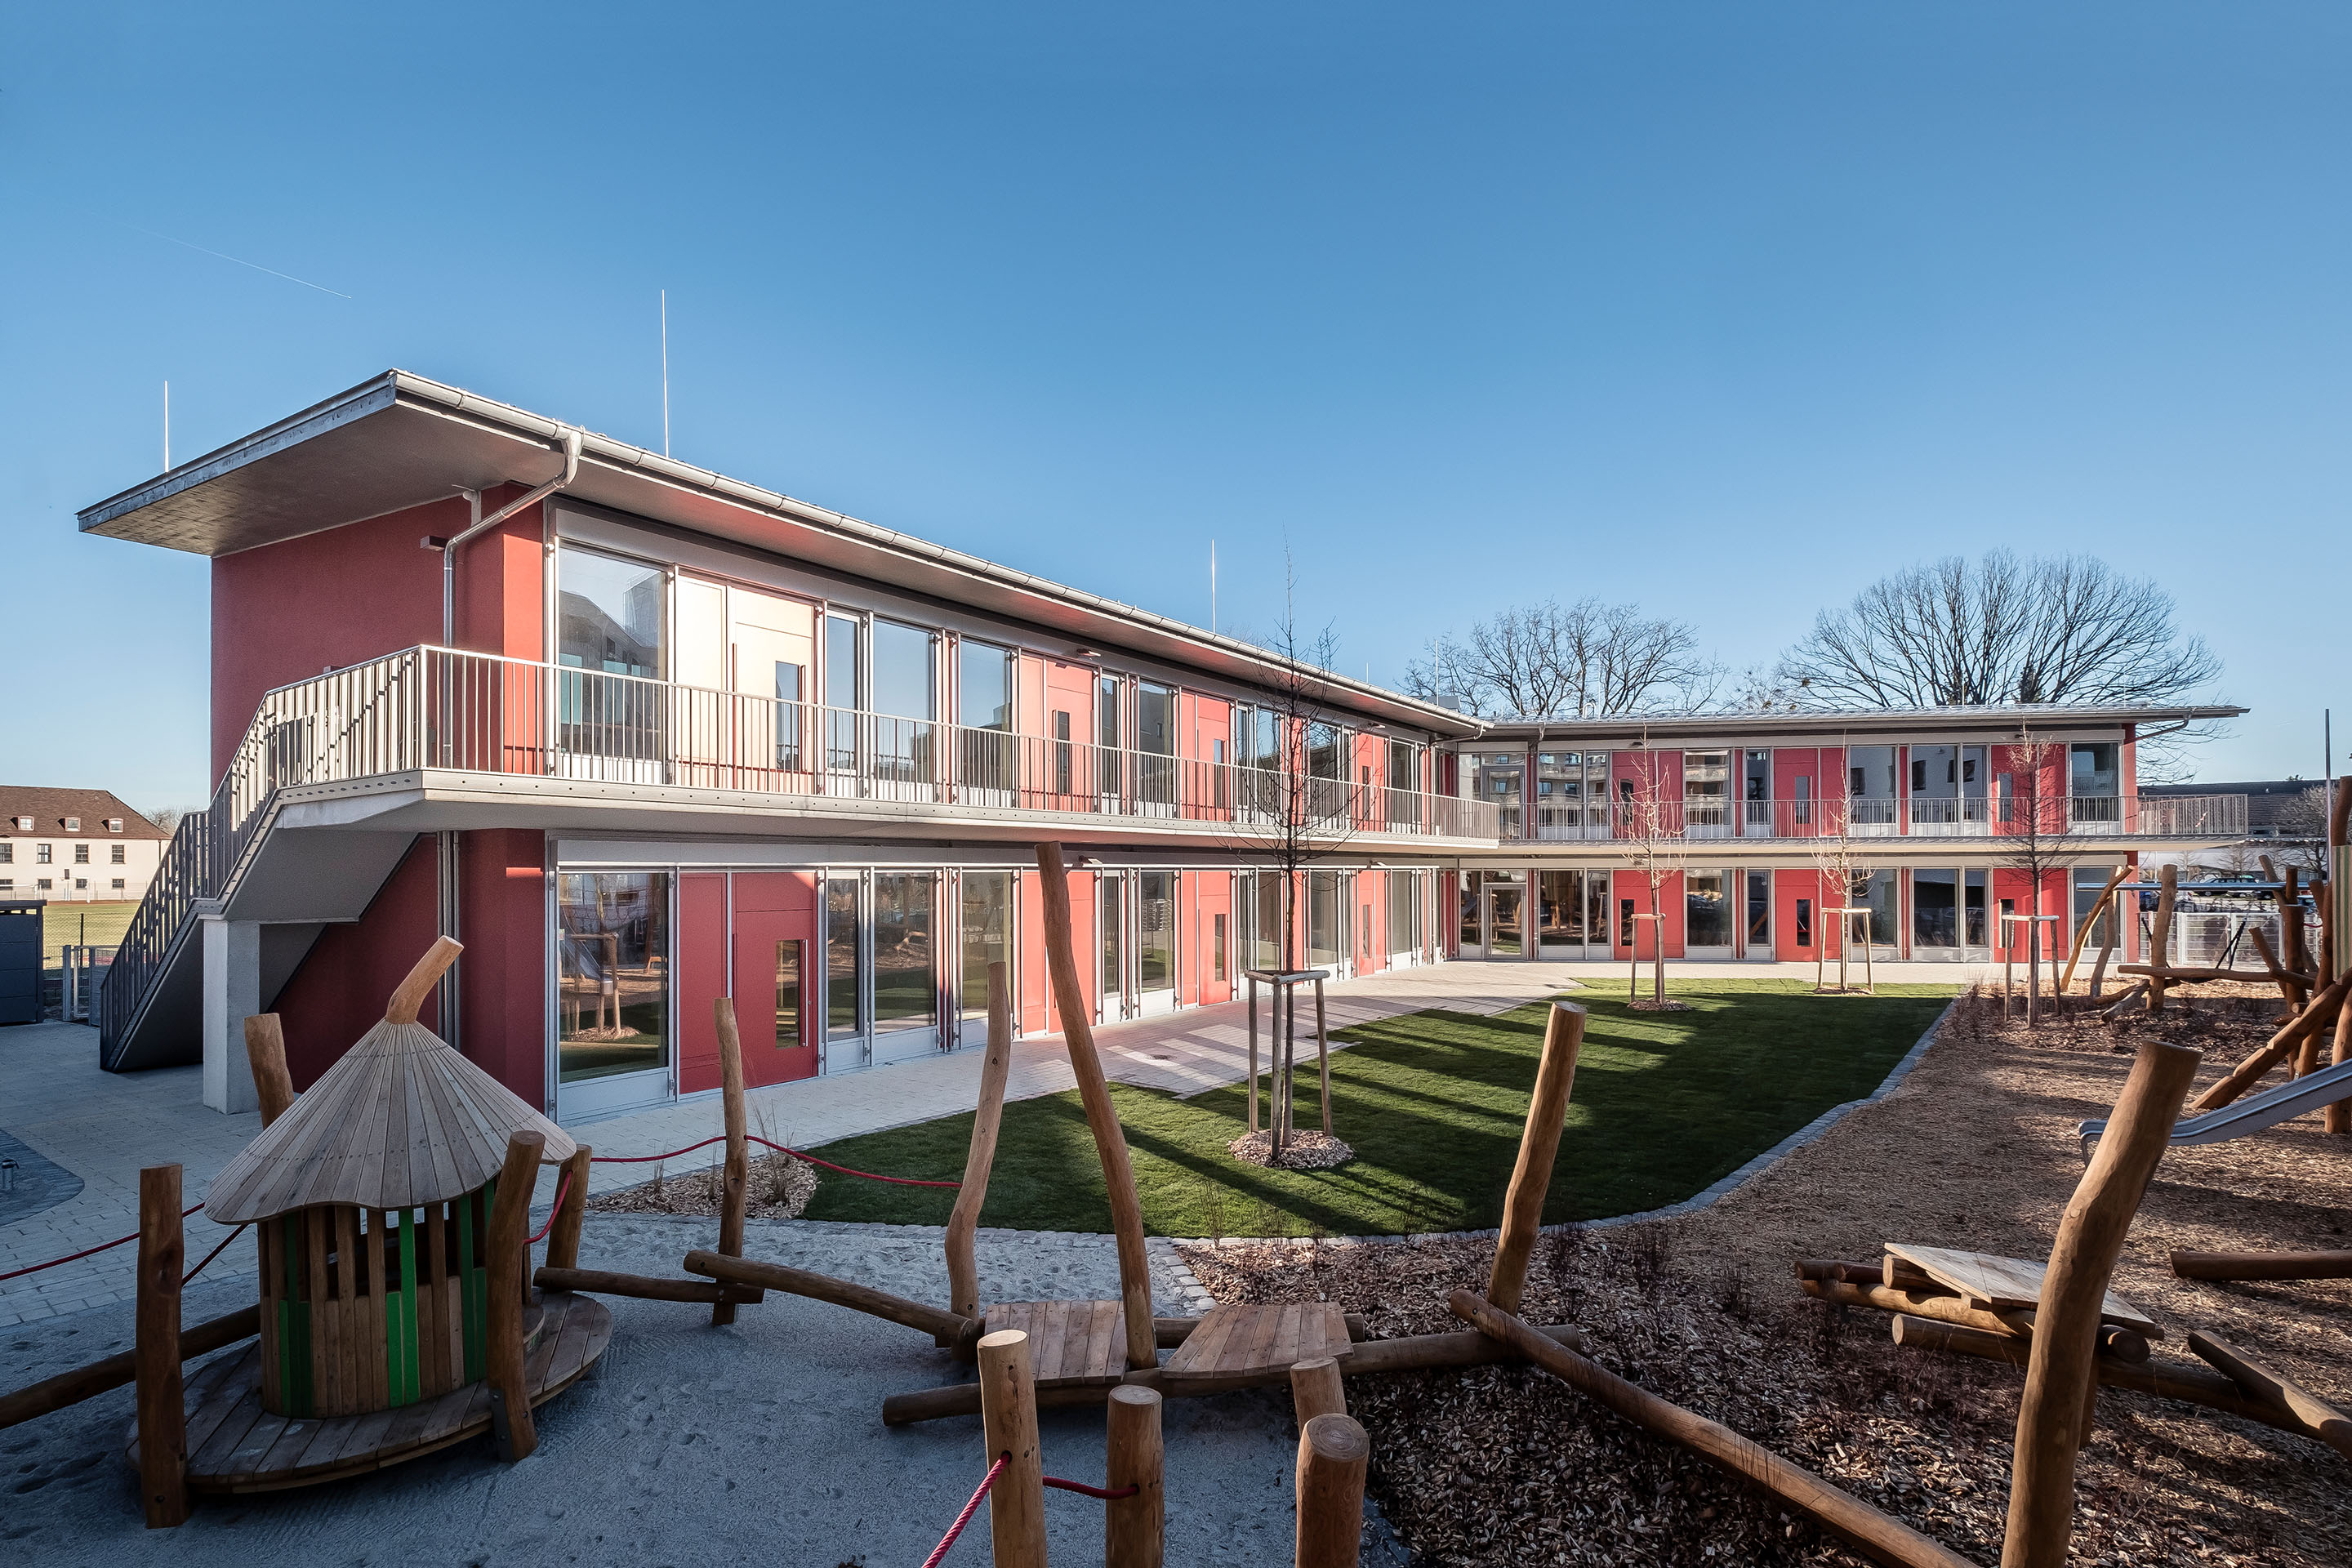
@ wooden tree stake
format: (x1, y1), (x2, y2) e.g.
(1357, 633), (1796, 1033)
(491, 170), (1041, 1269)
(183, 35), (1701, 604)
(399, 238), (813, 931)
(135, 1164), (188, 1529)
(242, 1014), (296, 1127)
(1106, 1383), (1165, 1568)
(1314, 975), (1332, 1136)
(2145, 865), (2177, 1013)
(1294, 1413), (1369, 1568)
(978, 1329), (1049, 1568)
(713, 997), (750, 1326)
(546, 1143), (591, 1272)
(1034, 843), (1158, 1370)
(2000, 1040), (2199, 1568)
(486, 1129), (546, 1462)
(949, 962), (1016, 1321)
(1487, 1002), (1586, 1312)
(1290, 1356), (1348, 1426)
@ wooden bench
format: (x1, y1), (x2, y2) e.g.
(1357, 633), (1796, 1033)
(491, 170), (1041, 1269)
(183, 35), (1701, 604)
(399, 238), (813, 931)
(1161, 1302), (1353, 1392)
(982, 1301), (1131, 1389)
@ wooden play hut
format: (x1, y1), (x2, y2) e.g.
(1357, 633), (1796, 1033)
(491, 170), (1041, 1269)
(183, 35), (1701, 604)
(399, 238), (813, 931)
(158, 939), (610, 1493)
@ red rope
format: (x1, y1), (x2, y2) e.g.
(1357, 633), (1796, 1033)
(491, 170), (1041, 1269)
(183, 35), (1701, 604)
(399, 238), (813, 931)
(527, 1174), (572, 1245)
(0, 1201), (205, 1283)
(922, 1453), (1009, 1568)
(181, 1223), (248, 1286)
(586, 1134), (958, 1188)
(1044, 1475), (1143, 1500)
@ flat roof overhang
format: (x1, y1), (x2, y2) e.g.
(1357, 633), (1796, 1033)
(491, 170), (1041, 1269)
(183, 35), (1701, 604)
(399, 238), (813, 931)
(78, 371), (1480, 739)
(1468, 706), (2244, 746)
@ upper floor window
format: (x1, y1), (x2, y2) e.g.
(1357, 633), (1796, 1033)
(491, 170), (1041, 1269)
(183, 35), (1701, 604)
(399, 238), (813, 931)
(1307, 724), (1343, 780)
(106, 817), (123, 832)
(74, 844), (89, 864)
(558, 546), (665, 679)
(871, 620), (935, 722)
(36, 844), (52, 864)
(960, 642), (1013, 732)
(2069, 743), (2118, 800)
(0, 844), (9, 863)
(10, 817), (28, 831)
(64, 817), (80, 831)
(111, 844), (127, 864)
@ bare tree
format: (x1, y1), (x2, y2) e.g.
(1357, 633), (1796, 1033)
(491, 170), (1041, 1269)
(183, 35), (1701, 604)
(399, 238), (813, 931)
(1410, 598), (1721, 719)
(1804, 783), (1878, 995)
(1773, 551), (2223, 775)
(1218, 554), (1361, 1159)
(143, 805), (186, 836)
(1616, 745), (1690, 1009)
(1998, 732), (2079, 1027)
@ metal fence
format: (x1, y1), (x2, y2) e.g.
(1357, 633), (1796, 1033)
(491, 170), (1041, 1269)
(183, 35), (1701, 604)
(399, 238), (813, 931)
(1514, 792), (2245, 843)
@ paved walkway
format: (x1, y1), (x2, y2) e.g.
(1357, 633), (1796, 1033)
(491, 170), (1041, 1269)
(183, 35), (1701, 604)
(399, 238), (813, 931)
(0, 961), (1569, 1326)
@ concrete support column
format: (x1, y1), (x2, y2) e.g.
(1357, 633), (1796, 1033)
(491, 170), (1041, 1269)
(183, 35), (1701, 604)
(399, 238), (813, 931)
(200, 913), (262, 1115)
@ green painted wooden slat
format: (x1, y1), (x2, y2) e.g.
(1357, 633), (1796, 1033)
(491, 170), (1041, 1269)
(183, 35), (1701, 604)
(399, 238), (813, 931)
(460, 1187), (486, 1383)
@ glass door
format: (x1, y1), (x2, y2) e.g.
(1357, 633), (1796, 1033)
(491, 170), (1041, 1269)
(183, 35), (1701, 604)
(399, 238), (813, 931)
(555, 871), (674, 1120)
(824, 874), (863, 1071)
(1483, 871), (1526, 958)
(871, 871), (939, 1062)
(1099, 871), (1129, 1021)
(1538, 870), (1585, 956)
(956, 871), (1013, 1045)
(1135, 871), (1177, 1015)
(1685, 869), (1732, 957)
(1911, 868), (1961, 960)
(1744, 871), (1773, 960)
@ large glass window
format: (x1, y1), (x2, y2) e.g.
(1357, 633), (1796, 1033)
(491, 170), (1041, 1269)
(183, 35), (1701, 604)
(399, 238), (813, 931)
(1472, 752), (1525, 839)
(1683, 753), (1730, 835)
(1136, 684), (1176, 806)
(558, 872), (670, 1083)
(1854, 873), (1898, 946)
(1309, 871), (1343, 969)
(960, 871), (1013, 1018)
(1535, 752), (1588, 838)
(1099, 872), (1125, 1013)
(2070, 744), (2120, 825)
(826, 877), (861, 1040)
(1847, 744), (1897, 831)
(1539, 870), (1583, 945)
(1255, 871), (1287, 971)
(1746, 871), (1771, 947)
(1913, 868), (1958, 950)
(558, 548), (664, 677)
(771, 941), (804, 1053)
(825, 615), (860, 771)
(1137, 871), (1174, 993)
(1686, 870), (1729, 947)
(873, 873), (937, 1032)
(1098, 677), (1124, 799)
(1965, 869), (1989, 947)
(872, 621), (935, 786)
(1457, 871), (1482, 953)
(1388, 871), (1419, 955)
(959, 643), (1015, 793)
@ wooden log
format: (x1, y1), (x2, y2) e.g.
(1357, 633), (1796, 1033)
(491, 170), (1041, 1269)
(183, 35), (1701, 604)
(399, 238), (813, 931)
(1291, 1356), (1348, 1425)
(2171, 1247), (2352, 1282)
(1789, 1256), (1939, 1294)
(1147, 1313), (1365, 1348)
(2282, 868), (2309, 990)
(135, 1165), (188, 1529)
(713, 997), (750, 1327)
(2328, 980), (2352, 1135)
(1294, 1413), (1369, 1568)
(2187, 1331), (2352, 1459)
(534, 1265), (763, 1304)
(879, 1325), (1589, 1425)
(2087, 940), (2113, 1003)
(2247, 929), (2301, 1011)
(2146, 866), (2177, 1013)
(2189, 974), (2350, 1113)
(1034, 843), (1156, 1370)
(2098, 983), (2147, 1022)
(1891, 1316), (2336, 1450)
(978, 1330), (1049, 1568)
(948, 962), (1016, 1322)
(385, 934), (462, 1026)
(2059, 867), (2128, 994)
(1487, 1002), (1586, 1313)
(1105, 1383), (1165, 1568)
(545, 1143), (591, 1272)
(0, 1304), (259, 1432)
(242, 1014), (295, 1127)
(1450, 1290), (1972, 1568)
(2118, 964), (2282, 986)
(686, 1250), (973, 1341)
(1795, 1278), (2149, 1361)
(486, 1129), (545, 1462)
(2002, 1040), (2199, 1568)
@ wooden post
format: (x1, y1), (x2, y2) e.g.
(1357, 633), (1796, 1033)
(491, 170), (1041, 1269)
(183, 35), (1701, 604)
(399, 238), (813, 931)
(1105, 1383), (1165, 1568)
(2059, 867), (2128, 994)
(1487, 1002), (1586, 1313)
(1290, 1356), (1348, 1426)
(242, 1014), (295, 1127)
(486, 1129), (546, 1462)
(712, 996), (750, 1326)
(949, 961), (1016, 1321)
(2189, 973), (2349, 1112)
(1314, 974), (1331, 1137)
(1294, 1413), (1369, 1568)
(386, 934), (463, 1025)
(2145, 865), (2176, 1014)
(135, 1164), (188, 1529)
(1034, 844), (1158, 1370)
(1246, 973), (1260, 1135)
(2087, 938), (2113, 1002)
(546, 1143), (591, 1272)
(2000, 1040), (2199, 1568)
(2330, 979), (2352, 1136)
(978, 1329), (1049, 1568)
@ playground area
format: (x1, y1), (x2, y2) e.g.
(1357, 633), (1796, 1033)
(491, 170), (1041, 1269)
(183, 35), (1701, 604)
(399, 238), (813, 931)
(5, 835), (2352, 1566)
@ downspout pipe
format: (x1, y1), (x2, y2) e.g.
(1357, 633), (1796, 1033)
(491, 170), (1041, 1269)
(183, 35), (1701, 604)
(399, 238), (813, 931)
(441, 425), (583, 645)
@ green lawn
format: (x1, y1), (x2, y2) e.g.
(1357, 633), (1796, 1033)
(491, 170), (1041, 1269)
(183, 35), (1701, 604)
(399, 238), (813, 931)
(800, 979), (1955, 1236)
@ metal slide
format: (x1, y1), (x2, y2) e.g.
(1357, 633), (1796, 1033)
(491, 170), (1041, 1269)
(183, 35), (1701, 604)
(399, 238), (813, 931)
(2078, 1057), (2352, 1159)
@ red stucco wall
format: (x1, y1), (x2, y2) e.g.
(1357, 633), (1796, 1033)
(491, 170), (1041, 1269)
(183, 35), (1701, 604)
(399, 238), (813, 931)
(457, 829), (548, 1102)
(271, 836), (439, 1089)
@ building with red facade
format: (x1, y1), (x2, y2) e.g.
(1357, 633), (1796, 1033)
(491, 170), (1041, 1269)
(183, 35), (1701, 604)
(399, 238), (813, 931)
(80, 372), (2245, 1119)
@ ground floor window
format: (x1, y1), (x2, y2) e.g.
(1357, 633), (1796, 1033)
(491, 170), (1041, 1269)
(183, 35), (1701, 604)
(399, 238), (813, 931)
(960, 871), (1012, 1016)
(1390, 870), (1422, 955)
(1686, 869), (1730, 948)
(827, 878), (861, 1040)
(1308, 871), (1345, 970)
(874, 872), (937, 1033)
(1137, 871), (1174, 995)
(557, 871), (670, 1084)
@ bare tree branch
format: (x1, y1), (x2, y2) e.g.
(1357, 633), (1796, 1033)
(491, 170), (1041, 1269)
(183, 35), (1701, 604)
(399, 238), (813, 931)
(1413, 598), (1720, 719)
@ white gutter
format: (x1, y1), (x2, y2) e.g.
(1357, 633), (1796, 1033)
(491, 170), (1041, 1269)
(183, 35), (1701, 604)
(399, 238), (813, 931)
(440, 425), (582, 644)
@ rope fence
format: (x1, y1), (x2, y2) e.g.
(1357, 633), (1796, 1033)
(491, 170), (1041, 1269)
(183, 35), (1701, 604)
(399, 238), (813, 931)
(181, 1223), (248, 1286)
(0, 1201), (206, 1284)
(586, 1134), (960, 1189)
(922, 1453), (1009, 1568)
(527, 1174), (572, 1246)
(1044, 1475), (1143, 1500)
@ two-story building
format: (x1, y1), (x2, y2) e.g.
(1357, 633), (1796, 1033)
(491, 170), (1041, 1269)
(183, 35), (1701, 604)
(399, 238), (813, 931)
(0, 788), (167, 904)
(78, 371), (2245, 1120)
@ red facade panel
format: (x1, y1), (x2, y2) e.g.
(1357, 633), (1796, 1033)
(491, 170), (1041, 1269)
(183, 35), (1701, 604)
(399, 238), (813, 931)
(455, 828), (547, 1102)
(730, 872), (820, 1087)
(677, 873), (730, 1096)
(270, 837), (440, 1089)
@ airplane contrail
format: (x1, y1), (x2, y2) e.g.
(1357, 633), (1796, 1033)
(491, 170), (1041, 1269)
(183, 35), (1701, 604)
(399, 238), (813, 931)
(130, 225), (354, 300)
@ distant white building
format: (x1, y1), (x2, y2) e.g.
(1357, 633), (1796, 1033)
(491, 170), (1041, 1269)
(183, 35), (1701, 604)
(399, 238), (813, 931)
(0, 788), (168, 903)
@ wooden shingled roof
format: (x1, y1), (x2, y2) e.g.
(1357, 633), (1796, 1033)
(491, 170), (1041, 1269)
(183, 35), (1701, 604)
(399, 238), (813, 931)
(205, 939), (576, 1224)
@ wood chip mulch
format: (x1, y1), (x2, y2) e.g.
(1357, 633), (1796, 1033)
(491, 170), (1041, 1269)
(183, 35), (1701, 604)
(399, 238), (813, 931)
(1178, 981), (2352, 1567)
(1228, 1129), (1356, 1169)
(585, 1150), (817, 1221)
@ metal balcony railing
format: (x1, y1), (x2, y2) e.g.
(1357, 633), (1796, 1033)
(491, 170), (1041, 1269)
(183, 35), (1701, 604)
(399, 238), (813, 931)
(100, 645), (1497, 1058)
(1508, 792), (2247, 843)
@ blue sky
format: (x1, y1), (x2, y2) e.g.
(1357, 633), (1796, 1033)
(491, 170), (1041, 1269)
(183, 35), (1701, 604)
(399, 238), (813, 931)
(5, 4), (2346, 808)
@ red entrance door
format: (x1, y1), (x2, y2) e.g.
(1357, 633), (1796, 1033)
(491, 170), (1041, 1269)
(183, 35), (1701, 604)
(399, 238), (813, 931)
(732, 873), (820, 1087)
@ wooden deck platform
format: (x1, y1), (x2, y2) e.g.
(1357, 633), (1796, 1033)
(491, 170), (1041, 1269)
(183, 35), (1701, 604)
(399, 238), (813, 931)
(1160, 1302), (1352, 1390)
(127, 1291), (612, 1494)
(982, 1301), (1130, 1388)
(1886, 1244), (2163, 1338)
